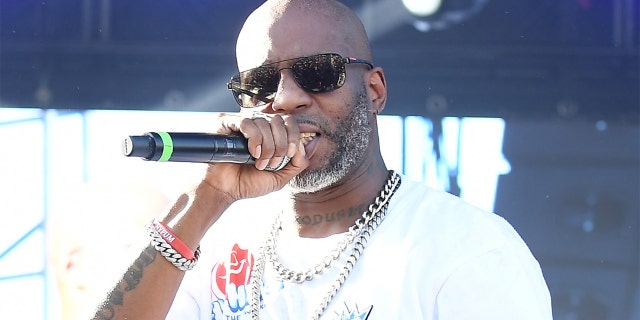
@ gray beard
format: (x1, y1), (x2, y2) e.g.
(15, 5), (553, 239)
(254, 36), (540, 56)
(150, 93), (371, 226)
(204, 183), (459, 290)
(289, 86), (372, 193)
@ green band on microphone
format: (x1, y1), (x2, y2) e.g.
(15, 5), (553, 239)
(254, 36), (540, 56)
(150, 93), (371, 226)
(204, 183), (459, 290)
(158, 132), (173, 162)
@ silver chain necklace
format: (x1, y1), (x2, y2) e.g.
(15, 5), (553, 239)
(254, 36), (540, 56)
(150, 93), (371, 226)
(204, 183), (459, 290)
(249, 171), (401, 320)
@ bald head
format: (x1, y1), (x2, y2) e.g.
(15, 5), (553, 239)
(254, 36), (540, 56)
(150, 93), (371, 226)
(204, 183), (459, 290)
(236, 0), (371, 70)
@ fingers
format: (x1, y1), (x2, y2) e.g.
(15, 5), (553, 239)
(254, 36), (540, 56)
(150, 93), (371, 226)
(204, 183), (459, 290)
(270, 141), (309, 178)
(283, 116), (301, 158)
(288, 140), (309, 170)
(264, 155), (291, 172)
(254, 114), (289, 170)
(216, 112), (304, 171)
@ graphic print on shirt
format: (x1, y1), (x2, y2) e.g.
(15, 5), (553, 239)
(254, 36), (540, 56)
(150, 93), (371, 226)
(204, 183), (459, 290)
(334, 303), (373, 320)
(210, 243), (255, 319)
(208, 244), (374, 319)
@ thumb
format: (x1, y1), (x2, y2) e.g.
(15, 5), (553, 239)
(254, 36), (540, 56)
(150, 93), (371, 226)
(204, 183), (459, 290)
(279, 140), (309, 176)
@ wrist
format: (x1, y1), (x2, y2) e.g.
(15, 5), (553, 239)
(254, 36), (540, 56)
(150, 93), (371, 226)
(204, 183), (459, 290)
(152, 220), (197, 260)
(148, 220), (201, 271)
(197, 178), (236, 210)
(161, 181), (235, 246)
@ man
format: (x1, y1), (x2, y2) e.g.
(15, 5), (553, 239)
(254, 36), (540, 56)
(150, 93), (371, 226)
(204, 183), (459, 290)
(93, 0), (552, 319)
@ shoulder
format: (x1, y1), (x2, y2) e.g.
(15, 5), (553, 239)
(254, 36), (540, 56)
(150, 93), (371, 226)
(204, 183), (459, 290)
(354, 175), (552, 318)
(388, 174), (506, 231)
(383, 174), (535, 262)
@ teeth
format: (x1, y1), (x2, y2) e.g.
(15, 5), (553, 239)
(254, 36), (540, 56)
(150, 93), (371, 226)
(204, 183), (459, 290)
(300, 132), (316, 143)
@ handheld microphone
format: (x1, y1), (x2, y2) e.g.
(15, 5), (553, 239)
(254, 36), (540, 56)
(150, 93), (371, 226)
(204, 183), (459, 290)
(122, 132), (254, 164)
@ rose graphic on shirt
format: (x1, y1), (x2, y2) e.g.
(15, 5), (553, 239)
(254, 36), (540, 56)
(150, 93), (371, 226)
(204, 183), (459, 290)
(211, 243), (255, 313)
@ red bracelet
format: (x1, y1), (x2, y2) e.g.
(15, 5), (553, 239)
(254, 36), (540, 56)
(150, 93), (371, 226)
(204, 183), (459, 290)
(152, 220), (195, 260)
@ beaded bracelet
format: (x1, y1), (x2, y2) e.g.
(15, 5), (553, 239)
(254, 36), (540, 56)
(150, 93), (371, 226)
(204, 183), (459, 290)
(147, 220), (201, 271)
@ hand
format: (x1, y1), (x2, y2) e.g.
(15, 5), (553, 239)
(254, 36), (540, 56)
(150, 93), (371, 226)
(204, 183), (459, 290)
(202, 111), (309, 201)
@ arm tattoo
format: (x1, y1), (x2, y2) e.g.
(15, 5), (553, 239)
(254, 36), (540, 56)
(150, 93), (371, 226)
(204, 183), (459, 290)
(91, 246), (157, 320)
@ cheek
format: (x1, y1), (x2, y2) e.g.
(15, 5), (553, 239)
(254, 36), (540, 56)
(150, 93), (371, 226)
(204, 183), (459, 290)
(315, 91), (354, 121)
(312, 82), (368, 135)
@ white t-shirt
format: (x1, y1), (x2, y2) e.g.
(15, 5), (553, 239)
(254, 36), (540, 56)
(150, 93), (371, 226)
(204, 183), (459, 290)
(167, 175), (552, 319)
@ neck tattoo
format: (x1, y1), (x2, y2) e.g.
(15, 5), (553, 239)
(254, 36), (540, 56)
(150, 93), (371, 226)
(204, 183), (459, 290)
(295, 203), (369, 227)
(249, 170), (401, 320)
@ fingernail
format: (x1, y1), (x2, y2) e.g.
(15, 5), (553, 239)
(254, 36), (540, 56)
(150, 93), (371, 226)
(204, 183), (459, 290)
(255, 145), (262, 158)
(256, 158), (269, 170)
(287, 142), (297, 158)
(298, 141), (306, 156)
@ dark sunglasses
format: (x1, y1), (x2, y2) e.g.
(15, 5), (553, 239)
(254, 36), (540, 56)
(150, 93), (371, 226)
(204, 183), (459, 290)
(227, 53), (373, 108)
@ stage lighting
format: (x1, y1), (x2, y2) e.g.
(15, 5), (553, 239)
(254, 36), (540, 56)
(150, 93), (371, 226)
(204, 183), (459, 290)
(403, 0), (490, 32)
(402, 0), (442, 17)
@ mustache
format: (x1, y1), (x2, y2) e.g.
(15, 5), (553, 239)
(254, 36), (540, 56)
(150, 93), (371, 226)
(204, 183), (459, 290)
(290, 115), (334, 139)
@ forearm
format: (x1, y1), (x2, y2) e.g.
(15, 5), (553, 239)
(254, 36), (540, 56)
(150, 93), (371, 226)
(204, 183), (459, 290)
(90, 113), (306, 319)
(91, 245), (183, 319)
(91, 182), (234, 319)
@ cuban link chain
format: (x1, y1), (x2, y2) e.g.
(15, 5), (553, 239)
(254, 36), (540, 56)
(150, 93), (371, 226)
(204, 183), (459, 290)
(266, 171), (401, 283)
(249, 170), (401, 320)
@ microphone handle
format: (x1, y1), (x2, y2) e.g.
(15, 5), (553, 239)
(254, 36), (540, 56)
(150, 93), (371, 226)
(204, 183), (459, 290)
(122, 132), (254, 164)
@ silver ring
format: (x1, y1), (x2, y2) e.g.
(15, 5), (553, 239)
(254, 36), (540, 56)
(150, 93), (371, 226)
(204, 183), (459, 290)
(251, 111), (271, 120)
(264, 156), (291, 172)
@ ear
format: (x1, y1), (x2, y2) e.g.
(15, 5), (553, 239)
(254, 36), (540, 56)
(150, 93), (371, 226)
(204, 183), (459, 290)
(366, 67), (387, 115)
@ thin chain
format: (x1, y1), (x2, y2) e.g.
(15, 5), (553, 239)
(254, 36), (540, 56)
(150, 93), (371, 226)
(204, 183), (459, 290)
(250, 171), (401, 320)
(265, 172), (401, 283)
(265, 209), (354, 282)
(312, 200), (392, 319)
(250, 245), (267, 319)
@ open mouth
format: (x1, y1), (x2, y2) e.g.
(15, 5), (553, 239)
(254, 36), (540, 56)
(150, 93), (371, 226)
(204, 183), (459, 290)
(300, 132), (317, 145)
(299, 132), (320, 158)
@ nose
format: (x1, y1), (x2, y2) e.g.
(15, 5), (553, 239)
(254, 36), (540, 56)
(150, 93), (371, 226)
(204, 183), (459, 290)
(269, 69), (313, 114)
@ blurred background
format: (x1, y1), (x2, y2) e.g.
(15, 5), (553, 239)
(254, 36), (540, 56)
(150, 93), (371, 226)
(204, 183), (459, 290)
(0, 0), (638, 319)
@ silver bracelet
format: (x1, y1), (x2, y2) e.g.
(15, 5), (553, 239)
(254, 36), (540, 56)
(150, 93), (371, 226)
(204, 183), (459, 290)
(147, 223), (201, 271)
